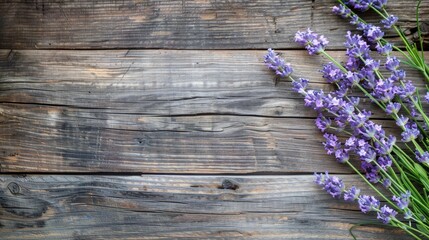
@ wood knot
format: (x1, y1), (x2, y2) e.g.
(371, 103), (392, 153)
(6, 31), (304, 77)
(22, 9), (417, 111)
(7, 182), (20, 195)
(219, 179), (239, 190)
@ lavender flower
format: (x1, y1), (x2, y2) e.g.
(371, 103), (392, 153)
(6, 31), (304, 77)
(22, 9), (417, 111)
(358, 195), (380, 213)
(345, 136), (358, 152)
(295, 29), (329, 55)
(314, 172), (325, 185)
(381, 15), (398, 28)
(415, 151), (429, 164)
(377, 155), (392, 170)
(372, 0), (388, 9)
(397, 80), (416, 99)
(332, 5), (352, 18)
(323, 133), (341, 155)
(335, 149), (350, 163)
(344, 186), (361, 201)
(377, 205), (398, 224)
(372, 78), (396, 103)
(391, 69), (405, 81)
(321, 62), (344, 83)
(401, 122), (420, 142)
(382, 178), (391, 188)
(392, 190), (411, 210)
(304, 89), (325, 111)
(395, 115), (409, 128)
(376, 42), (393, 55)
(345, 31), (370, 58)
(264, 48), (293, 77)
(385, 56), (400, 72)
(425, 92), (429, 103)
(314, 172), (345, 198)
(346, 0), (387, 11)
(374, 135), (395, 155)
(323, 175), (345, 198)
(385, 102), (401, 115)
(404, 209), (413, 219)
(346, 0), (370, 11)
(315, 114), (332, 132)
(292, 78), (309, 95)
(364, 24), (384, 43)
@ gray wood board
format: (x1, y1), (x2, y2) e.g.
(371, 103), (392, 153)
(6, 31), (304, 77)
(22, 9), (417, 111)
(0, 0), (427, 49)
(0, 49), (416, 173)
(0, 174), (411, 239)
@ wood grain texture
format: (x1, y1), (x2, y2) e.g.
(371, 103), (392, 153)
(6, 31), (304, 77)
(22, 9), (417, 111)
(0, 174), (411, 239)
(0, 49), (420, 173)
(0, 0), (427, 49)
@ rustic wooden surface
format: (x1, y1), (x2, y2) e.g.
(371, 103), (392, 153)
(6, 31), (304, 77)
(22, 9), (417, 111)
(0, 0), (428, 49)
(0, 0), (428, 239)
(0, 175), (411, 239)
(0, 49), (420, 173)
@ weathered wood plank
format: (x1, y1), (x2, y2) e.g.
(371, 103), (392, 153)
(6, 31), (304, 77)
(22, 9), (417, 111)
(0, 50), (423, 173)
(0, 0), (427, 49)
(0, 174), (411, 239)
(0, 49), (418, 173)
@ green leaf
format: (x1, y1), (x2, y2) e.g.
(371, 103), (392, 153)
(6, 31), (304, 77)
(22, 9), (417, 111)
(414, 163), (428, 180)
(417, 223), (429, 235)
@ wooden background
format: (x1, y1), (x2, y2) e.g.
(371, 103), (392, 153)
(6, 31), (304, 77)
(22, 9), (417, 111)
(0, 0), (428, 239)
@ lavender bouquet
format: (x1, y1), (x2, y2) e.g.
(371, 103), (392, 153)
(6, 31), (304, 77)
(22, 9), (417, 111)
(264, 0), (429, 239)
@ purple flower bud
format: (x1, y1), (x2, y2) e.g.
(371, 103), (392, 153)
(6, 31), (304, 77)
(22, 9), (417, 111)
(377, 155), (392, 170)
(395, 115), (409, 128)
(358, 195), (380, 213)
(323, 174), (345, 198)
(385, 102), (401, 115)
(346, 0), (370, 11)
(350, 14), (360, 25)
(349, 97), (360, 106)
(314, 172), (325, 185)
(332, 5), (351, 18)
(372, 0), (388, 9)
(291, 78), (309, 95)
(392, 190), (411, 210)
(365, 167), (381, 183)
(315, 172), (345, 199)
(377, 205), (397, 224)
(415, 151), (429, 164)
(376, 42), (393, 55)
(323, 133), (341, 155)
(345, 136), (357, 152)
(345, 32), (370, 58)
(304, 89), (325, 111)
(372, 78), (396, 103)
(264, 48), (293, 77)
(364, 25), (384, 43)
(425, 92), (429, 104)
(375, 135), (395, 155)
(385, 56), (400, 71)
(321, 63), (344, 83)
(397, 80), (416, 98)
(401, 122), (420, 142)
(382, 178), (391, 188)
(381, 15), (398, 29)
(315, 114), (332, 132)
(364, 59), (380, 72)
(404, 209), (413, 219)
(295, 29), (329, 55)
(344, 186), (360, 201)
(335, 149), (350, 163)
(345, 57), (362, 71)
(391, 69), (405, 81)
(346, 71), (361, 86)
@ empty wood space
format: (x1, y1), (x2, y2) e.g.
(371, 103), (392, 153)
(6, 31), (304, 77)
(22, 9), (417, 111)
(0, 0), (428, 239)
